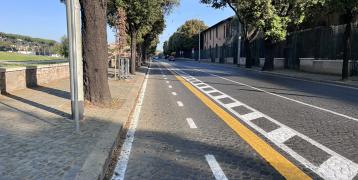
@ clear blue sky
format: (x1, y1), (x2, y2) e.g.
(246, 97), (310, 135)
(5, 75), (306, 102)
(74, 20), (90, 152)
(0, 0), (234, 51)
(158, 0), (234, 51)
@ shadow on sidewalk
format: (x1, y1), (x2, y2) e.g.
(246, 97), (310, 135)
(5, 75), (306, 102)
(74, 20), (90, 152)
(0, 101), (59, 125)
(2, 93), (71, 119)
(30, 86), (70, 100)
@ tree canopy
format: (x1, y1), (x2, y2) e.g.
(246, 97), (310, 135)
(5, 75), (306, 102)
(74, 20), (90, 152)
(164, 19), (208, 55)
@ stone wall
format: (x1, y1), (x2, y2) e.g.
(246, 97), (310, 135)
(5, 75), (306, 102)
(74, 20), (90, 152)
(300, 59), (353, 75)
(0, 63), (69, 93)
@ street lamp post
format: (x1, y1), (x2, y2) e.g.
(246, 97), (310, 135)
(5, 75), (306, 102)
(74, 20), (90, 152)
(65, 0), (84, 132)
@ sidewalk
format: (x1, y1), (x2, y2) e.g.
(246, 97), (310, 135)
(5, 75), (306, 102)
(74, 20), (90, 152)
(244, 66), (358, 89)
(186, 59), (358, 89)
(0, 68), (146, 179)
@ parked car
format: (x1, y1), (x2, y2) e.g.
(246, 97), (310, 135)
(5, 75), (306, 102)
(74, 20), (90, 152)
(168, 56), (175, 61)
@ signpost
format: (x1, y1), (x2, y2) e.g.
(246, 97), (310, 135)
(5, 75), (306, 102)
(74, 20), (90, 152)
(65, 0), (84, 132)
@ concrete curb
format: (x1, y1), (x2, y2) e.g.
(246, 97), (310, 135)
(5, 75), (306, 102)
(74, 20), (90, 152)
(238, 67), (358, 90)
(75, 67), (148, 180)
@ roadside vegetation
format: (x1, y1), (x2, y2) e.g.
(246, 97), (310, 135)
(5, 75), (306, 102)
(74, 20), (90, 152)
(0, 52), (62, 61)
(196, 0), (357, 80)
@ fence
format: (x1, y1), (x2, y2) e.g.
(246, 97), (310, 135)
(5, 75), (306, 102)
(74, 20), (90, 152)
(249, 23), (358, 75)
(108, 56), (130, 80)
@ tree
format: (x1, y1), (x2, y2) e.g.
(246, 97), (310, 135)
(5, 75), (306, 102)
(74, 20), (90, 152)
(256, 0), (323, 71)
(107, 0), (127, 56)
(166, 20), (208, 56)
(52, 36), (69, 57)
(61, 0), (112, 105)
(108, 0), (178, 74)
(79, 0), (112, 105)
(327, 0), (358, 80)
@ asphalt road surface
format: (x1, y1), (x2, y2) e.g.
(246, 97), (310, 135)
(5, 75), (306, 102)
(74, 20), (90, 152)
(112, 59), (358, 180)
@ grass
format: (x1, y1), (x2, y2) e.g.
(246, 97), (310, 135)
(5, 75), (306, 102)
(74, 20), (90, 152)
(0, 51), (62, 61)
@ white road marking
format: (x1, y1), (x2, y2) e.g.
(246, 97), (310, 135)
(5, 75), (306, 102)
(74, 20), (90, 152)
(194, 68), (358, 123)
(213, 94), (228, 100)
(166, 81), (170, 83)
(267, 127), (296, 143)
(172, 92), (177, 96)
(205, 154), (228, 180)
(168, 85), (172, 88)
(318, 156), (358, 179)
(112, 63), (150, 180)
(240, 112), (263, 121)
(186, 118), (197, 129)
(160, 62), (358, 180)
(177, 101), (184, 107)
(225, 102), (242, 108)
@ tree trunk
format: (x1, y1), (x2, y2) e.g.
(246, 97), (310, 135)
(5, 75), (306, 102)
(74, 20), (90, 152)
(79, 0), (112, 105)
(130, 28), (137, 74)
(244, 38), (252, 68)
(262, 39), (274, 71)
(342, 12), (353, 80)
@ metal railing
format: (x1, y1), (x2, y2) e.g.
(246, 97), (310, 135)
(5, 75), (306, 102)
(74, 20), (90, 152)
(109, 56), (130, 80)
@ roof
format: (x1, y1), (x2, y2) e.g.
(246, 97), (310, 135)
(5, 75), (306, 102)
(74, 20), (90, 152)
(201, 16), (234, 34)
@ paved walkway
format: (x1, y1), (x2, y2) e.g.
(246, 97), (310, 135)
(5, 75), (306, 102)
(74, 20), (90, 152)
(247, 67), (358, 88)
(0, 69), (145, 180)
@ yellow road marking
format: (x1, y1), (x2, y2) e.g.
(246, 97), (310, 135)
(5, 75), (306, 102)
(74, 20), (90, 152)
(174, 75), (311, 180)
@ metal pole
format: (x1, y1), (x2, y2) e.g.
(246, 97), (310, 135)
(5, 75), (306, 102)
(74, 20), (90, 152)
(199, 29), (201, 63)
(66, 0), (83, 132)
(237, 20), (241, 66)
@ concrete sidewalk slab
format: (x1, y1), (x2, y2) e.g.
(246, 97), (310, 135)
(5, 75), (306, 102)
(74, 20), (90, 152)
(0, 68), (146, 180)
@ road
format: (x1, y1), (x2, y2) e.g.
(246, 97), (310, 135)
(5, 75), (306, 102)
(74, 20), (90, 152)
(112, 59), (358, 180)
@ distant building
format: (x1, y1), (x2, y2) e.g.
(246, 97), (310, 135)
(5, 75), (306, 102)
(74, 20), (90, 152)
(201, 17), (241, 64)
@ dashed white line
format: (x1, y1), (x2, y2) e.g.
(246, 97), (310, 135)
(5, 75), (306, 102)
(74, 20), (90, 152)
(166, 81), (170, 83)
(160, 62), (358, 179)
(177, 101), (184, 107)
(171, 92), (177, 96)
(168, 85), (172, 88)
(186, 118), (197, 129)
(205, 154), (228, 180)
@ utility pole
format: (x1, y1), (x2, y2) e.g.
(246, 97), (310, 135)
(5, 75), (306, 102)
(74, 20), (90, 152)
(65, 0), (84, 132)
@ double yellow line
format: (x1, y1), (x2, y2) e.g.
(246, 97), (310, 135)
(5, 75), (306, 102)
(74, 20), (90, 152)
(174, 74), (311, 180)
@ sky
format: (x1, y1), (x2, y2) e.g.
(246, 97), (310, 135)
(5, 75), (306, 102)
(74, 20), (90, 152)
(0, 0), (234, 51)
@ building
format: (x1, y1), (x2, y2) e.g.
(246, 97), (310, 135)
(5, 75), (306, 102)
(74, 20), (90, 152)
(201, 17), (241, 64)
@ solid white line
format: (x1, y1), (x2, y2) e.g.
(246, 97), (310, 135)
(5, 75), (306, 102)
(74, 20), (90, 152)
(205, 154), (228, 180)
(168, 85), (172, 88)
(177, 101), (184, 107)
(172, 92), (177, 96)
(112, 64), (150, 180)
(186, 118), (197, 129)
(194, 68), (358, 123)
